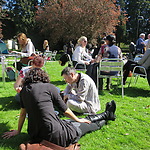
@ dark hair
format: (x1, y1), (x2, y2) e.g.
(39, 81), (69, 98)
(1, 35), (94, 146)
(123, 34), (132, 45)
(100, 40), (106, 45)
(106, 34), (116, 46)
(32, 56), (44, 67)
(22, 68), (50, 86)
(61, 67), (76, 76)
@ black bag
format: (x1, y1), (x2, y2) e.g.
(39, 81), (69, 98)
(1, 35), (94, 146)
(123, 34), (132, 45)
(86, 63), (99, 85)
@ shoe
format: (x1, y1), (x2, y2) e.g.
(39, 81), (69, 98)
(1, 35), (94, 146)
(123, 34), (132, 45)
(86, 100), (116, 122)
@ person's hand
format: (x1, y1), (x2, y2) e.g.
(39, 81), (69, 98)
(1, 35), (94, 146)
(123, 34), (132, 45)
(2, 130), (19, 139)
(15, 87), (22, 93)
(90, 59), (95, 63)
(85, 61), (90, 65)
(77, 118), (91, 124)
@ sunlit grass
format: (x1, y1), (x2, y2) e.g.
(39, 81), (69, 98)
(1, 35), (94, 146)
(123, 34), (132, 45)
(0, 61), (150, 150)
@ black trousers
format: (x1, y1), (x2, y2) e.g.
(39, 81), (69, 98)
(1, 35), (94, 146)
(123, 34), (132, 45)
(71, 120), (106, 139)
(123, 60), (139, 83)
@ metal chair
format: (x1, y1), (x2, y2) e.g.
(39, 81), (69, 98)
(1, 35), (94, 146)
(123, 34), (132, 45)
(74, 63), (87, 72)
(44, 51), (52, 62)
(128, 66), (147, 87)
(97, 58), (124, 97)
(0, 56), (8, 86)
(51, 50), (57, 61)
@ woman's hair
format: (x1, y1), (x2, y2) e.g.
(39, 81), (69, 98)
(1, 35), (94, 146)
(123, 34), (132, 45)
(106, 34), (116, 46)
(32, 56), (44, 68)
(43, 40), (49, 49)
(22, 68), (50, 86)
(75, 36), (87, 48)
(17, 33), (28, 48)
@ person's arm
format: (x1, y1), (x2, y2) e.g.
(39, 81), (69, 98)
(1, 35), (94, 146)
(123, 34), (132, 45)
(2, 108), (26, 139)
(25, 39), (35, 56)
(67, 79), (88, 102)
(64, 108), (91, 123)
(63, 84), (72, 102)
(138, 49), (150, 65)
(14, 75), (23, 93)
(118, 48), (122, 59)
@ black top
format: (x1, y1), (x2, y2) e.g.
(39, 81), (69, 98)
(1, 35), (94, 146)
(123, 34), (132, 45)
(20, 82), (78, 147)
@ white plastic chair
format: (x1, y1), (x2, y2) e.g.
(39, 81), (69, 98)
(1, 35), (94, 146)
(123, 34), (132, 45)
(97, 58), (124, 97)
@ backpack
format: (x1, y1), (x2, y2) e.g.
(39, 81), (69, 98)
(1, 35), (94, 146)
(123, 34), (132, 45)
(6, 67), (15, 80)
(59, 53), (72, 66)
(0, 43), (9, 54)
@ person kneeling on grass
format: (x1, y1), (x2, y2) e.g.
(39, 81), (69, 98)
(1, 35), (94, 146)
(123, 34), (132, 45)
(61, 67), (100, 115)
(2, 68), (116, 148)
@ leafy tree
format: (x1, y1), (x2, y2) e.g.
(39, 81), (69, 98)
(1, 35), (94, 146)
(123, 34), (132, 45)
(36, 0), (121, 49)
(124, 0), (150, 42)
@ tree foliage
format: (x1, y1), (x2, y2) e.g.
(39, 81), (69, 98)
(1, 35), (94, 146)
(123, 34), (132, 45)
(124, 0), (150, 42)
(4, 0), (38, 34)
(36, 0), (121, 48)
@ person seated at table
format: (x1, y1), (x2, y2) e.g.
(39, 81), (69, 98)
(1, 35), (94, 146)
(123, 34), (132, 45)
(61, 67), (100, 115)
(72, 36), (94, 68)
(123, 47), (150, 85)
(12, 33), (36, 71)
(14, 56), (44, 102)
(2, 68), (116, 148)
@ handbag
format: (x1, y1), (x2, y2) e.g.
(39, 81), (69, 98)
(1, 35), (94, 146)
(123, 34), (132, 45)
(20, 56), (35, 65)
(19, 140), (80, 150)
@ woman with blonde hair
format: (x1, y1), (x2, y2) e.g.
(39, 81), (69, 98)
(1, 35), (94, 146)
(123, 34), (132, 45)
(72, 36), (94, 67)
(43, 40), (49, 50)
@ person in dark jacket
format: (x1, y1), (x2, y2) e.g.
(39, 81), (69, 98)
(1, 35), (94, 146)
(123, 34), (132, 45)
(2, 68), (116, 147)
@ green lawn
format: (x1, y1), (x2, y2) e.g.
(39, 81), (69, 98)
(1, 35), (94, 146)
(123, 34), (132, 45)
(0, 61), (150, 150)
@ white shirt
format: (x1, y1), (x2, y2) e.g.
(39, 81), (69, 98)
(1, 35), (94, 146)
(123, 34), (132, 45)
(72, 46), (92, 64)
(21, 38), (35, 57)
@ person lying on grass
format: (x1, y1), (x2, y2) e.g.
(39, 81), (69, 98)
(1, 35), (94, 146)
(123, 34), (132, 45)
(2, 68), (116, 147)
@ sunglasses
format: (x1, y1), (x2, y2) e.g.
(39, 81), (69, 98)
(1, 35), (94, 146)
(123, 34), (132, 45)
(83, 40), (87, 43)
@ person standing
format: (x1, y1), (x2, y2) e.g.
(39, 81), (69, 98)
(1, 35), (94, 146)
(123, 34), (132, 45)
(136, 33), (145, 54)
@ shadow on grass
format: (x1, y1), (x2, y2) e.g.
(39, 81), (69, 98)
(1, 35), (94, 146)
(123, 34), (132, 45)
(0, 122), (28, 149)
(0, 96), (20, 111)
(0, 132), (29, 150)
(0, 77), (15, 82)
(110, 85), (150, 97)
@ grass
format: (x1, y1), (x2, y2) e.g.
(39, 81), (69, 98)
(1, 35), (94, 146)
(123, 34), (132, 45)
(0, 61), (150, 150)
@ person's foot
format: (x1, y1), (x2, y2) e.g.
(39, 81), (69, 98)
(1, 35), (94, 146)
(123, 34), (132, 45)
(105, 102), (111, 112)
(106, 100), (116, 121)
